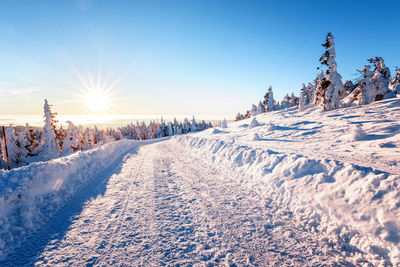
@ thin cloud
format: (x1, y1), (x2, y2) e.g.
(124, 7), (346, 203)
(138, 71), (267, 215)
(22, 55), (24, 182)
(0, 83), (40, 96)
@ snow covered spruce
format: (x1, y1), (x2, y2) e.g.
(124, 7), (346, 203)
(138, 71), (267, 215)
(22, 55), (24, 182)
(235, 32), (399, 121)
(0, 100), (212, 169)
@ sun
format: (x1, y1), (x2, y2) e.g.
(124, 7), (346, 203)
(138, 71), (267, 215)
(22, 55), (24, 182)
(69, 68), (122, 115)
(82, 88), (111, 115)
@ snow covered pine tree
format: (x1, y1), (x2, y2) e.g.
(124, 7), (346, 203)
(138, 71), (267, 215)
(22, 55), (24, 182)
(317, 32), (345, 111)
(263, 86), (275, 112)
(34, 99), (60, 160)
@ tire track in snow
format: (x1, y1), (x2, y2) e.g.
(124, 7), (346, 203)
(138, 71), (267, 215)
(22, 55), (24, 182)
(30, 140), (350, 266)
(92, 153), (148, 265)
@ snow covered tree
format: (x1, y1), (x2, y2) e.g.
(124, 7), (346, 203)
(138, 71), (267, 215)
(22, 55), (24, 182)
(317, 33), (345, 111)
(25, 123), (39, 154)
(62, 121), (76, 155)
(281, 94), (291, 109)
(183, 118), (190, 133)
(235, 113), (244, 121)
(88, 129), (95, 148)
(289, 93), (299, 107)
(56, 125), (66, 151)
(173, 117), (181, 135)
(307, 83), (315, 102)
(83, 130), (90, 150)
(4, 126), (20, 168)
(221, 118), (228, 128)
(263, 86), (275, 112)
(16, 131), (28, 163)
(345, 58), (393, 106)
(344, 65), (373, 105)
(299, 84), (309, 110)
(251, 104), (258, 116)
(257, 101), (265, 114)
(34, 99), (60, 159)
(190, 116), (197, 132)
(156, 119), (166, 138)
(390, 67), (400, 94)
(0, 140), (6, 169)
(313, 70), (324, 106)
(167, 122), (174, 136)
(343, 80), (355, 94)
(367, 57), (393, 101)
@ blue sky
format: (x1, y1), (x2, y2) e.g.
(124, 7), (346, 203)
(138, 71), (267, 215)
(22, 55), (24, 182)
(0, 0), (399, 118)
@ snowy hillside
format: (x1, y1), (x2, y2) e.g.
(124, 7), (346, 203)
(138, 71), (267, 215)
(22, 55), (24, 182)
(173, 97), (400, 265)
(0, 98), (399, 266)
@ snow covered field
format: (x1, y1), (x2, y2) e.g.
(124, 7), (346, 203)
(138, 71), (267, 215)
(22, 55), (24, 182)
(0, 97), (399, 266)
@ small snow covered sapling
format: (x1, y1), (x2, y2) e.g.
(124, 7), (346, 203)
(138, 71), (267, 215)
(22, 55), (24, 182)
(221, 118), (228, 128)
(251, 132), (260, 141)
(249, 117), (260, 129)
(351, 124), (366, 141)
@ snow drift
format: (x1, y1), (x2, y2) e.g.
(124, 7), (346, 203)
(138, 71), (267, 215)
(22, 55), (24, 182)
(173, 135), (400, 265)
(0, 139), (157, 260)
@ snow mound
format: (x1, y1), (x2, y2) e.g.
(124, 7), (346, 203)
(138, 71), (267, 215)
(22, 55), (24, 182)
(0, 139), (156, 260)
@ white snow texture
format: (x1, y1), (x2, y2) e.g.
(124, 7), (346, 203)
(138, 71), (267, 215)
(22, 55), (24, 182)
(0, 97), (400, 266)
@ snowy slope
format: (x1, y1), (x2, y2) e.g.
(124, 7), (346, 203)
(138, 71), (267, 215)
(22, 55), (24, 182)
(0, 138), (164, 261)
(0, 98), (399, 266)
(172, 97), (400, 266)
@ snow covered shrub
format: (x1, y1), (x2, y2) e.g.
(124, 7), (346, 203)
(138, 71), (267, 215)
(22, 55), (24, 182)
(351, 124), (366, 141)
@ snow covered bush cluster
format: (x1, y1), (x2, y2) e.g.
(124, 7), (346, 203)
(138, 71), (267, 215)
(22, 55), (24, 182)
(0, 100), (212, 169)
(235, 32), (399, 120)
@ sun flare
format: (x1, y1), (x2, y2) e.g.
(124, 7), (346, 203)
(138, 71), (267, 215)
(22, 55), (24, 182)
(83, 88), (111, 115)
(69, 65), (124, 115)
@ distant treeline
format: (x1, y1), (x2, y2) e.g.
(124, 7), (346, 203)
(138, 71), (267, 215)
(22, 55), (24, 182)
(0, 100), (212, 169)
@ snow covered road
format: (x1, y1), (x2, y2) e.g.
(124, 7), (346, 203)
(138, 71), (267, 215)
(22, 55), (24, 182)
(3, 140), (346, 266)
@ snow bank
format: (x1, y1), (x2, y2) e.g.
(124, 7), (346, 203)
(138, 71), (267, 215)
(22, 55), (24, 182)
(173, 135), (400, 266)
(0, 139), (152, 260)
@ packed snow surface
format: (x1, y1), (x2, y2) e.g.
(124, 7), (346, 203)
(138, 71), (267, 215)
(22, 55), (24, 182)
(1, 98), (400, 266)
